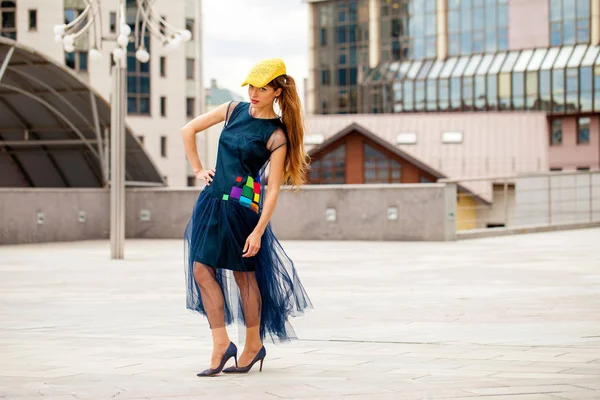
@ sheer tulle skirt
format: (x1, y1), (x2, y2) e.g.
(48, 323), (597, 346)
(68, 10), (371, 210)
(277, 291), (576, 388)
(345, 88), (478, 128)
(184, 191), (312, 342)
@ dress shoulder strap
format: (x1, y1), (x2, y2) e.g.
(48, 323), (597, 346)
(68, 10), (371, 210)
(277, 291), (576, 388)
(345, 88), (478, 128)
(225, 101), (241, 127)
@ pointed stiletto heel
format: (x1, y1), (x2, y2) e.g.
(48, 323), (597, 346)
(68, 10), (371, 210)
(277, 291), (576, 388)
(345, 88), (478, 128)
(222, 346), (266, 374)
(197, 342), (238, 377)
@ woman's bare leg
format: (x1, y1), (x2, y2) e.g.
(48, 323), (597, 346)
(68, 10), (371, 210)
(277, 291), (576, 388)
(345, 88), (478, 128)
(233, 271), (263, 366)
(193, 262), (231, 368)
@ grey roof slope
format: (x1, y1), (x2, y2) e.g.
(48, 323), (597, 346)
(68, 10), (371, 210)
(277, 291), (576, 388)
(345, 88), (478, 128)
(0, 37), (164, 188)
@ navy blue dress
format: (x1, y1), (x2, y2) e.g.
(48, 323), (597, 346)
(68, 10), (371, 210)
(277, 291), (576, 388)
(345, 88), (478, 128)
(184, 101), (311, 342)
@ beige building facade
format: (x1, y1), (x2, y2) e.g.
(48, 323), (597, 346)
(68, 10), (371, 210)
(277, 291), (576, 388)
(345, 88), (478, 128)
(2, 0), (203, 187)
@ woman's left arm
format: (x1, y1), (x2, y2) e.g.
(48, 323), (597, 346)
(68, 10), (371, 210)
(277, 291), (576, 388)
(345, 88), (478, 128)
(242, 145), (286, 258)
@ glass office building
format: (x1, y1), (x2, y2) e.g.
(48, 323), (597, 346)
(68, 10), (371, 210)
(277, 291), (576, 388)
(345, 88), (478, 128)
(308, 0), (599, 115)
(308, 0), (600, 171)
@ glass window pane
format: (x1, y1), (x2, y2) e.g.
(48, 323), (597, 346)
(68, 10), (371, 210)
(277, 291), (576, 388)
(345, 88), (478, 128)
(514, 49), (534, 72)
(488, 53), (507, 75)
(475, 54), (495, 75)
(567, 44), (589, 68)
(552, 69), (565, 111)
(551, 119), (562, 145)
(487, 75), (498, 108)
(578, 117), (590, 144)
(501, 51), (520, 73)
(440, 57), (458, 78)
(581, 46), (600, 66)
(541, 47), (560, 70)
(427, 60), (445, 79)
(451, 56), (470, 78)
(554, 46), (575, 69)
(527, 48), (548, 71)
(464, 55), (482, 76)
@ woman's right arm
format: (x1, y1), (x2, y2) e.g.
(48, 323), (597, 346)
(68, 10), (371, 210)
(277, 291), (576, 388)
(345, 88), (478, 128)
(180, 102), (229, 174)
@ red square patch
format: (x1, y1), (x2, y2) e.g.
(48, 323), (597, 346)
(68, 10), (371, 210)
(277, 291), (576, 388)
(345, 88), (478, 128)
(236, 176), (242, 183)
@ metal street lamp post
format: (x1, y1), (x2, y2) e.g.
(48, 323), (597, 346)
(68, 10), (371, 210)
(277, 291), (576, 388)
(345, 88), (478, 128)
(54, 0), (192, 259)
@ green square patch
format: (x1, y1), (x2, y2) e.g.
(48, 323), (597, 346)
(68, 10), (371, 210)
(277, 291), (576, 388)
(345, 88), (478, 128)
(242, 185), (254, 199)
(222, 194), (229, 201)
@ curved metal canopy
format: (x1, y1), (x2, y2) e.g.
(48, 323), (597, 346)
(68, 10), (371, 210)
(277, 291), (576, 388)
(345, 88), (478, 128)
(0, 37), (165, 188)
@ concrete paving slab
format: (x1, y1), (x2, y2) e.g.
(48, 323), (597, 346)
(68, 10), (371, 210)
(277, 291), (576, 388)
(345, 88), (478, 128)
(1, 228), (599, 399)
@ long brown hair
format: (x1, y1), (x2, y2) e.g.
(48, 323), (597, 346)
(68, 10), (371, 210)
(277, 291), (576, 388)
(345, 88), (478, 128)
(268, 74), (308, 188)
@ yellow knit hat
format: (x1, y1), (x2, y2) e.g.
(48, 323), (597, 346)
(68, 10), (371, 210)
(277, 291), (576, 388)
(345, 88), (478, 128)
(241, 58), (287, 88)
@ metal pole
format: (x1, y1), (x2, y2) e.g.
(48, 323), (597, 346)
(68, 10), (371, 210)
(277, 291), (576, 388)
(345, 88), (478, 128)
(110, 1), (126, 259)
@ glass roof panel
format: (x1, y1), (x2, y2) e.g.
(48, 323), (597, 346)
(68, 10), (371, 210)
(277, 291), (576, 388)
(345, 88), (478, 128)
(439, 57), (458, 78)
(553, 46), (574, 69)
(385, 61), (401, 82)
(464, 55), (482, 76)
(488, 53), (507, 75)
(406, 60), (423, 79)
(395, 61), (412, 79)
(417, 60), (433, 79)
(475, 54), (495, 75)
(500, 51), (520, 73)
(581, 46), (600, 66)
(567, 44), (589, 68)
(540, 47), (560, 70)
(427, 59), (445, 79)
(451, 56), (470, 78)
(526, 48), (548, 71)
(513, 49), (534, 72)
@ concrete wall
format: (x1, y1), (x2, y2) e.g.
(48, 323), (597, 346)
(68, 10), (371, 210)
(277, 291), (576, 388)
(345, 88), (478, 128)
(270, 184), (456, 241)
(0, 184), (457, 245)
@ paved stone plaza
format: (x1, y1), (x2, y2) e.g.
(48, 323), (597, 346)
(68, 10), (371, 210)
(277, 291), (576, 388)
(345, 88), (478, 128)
(1, 228), (600, 399)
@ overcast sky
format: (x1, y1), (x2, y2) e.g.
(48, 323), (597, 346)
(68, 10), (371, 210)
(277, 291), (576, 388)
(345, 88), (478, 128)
(202, 0), (309, 101)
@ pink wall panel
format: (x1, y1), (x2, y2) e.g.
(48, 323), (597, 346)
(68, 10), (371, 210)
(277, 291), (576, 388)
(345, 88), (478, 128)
(509, 0), (550, 50)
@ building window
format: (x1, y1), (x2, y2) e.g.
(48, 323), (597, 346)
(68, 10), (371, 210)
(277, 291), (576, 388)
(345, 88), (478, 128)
(550, 119), (563, 145)
(160, 56), (166, 77)
(186, 58), (195, 80)
(1, 1), (17, 40)
(550, 0), (590, 46)
(364, 144), (402, 183)
(577, 166), (590, 171)
(28, 9), (37, 30)
(185, 18), (195, 39)
(448, 0), (508, 56)
(577, 117), (590, 144)
(409, 0), (437, 60)
(187, 176), (196, 187)
(314, 0), (369, 114)
(186, 97), (195, 118)
(308, 145), (346, 184)
(160, 136), (167, 158)
(550, 167), (563, 171)
(109, 11), (116, 33)
(65, 51), (88, 72)
(126, 18), (150, 114)
(160, 96), (166, 117)
(380, 0), (416, 62)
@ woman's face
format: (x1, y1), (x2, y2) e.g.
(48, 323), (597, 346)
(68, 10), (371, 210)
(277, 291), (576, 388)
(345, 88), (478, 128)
(248, 84), (282, 110)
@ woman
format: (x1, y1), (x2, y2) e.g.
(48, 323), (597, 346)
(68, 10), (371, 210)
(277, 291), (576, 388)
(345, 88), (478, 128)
(181, 58), (312, 377)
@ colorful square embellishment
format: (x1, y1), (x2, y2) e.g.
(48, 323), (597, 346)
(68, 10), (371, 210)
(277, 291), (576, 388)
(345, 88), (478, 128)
(224, 175), (262, 214)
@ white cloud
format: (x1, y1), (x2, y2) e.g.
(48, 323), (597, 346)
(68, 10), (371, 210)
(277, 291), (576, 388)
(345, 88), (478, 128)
(202, 0), (309, 103)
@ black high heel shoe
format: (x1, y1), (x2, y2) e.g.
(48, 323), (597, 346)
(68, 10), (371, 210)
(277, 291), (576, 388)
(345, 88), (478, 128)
(197, 342), (238, 377)
(222, 346), (266, 374)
